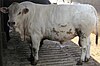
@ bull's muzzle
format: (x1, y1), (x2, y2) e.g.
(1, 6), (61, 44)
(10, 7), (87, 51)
(8, 22), (15, 27)
(8, 22), (15, 32)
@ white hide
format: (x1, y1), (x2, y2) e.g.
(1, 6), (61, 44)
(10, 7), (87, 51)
(5, 1), (98, 64)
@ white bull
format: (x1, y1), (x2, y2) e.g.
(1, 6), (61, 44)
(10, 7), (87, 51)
(0, 1), (98, 65)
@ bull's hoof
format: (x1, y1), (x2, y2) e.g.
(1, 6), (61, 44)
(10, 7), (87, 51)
(76, 60), (83, 65)
(84, 57), (90, 62)
(27, 55), (34, 62)
(31, 60), (38, 65)
(27, 55), (38, 65)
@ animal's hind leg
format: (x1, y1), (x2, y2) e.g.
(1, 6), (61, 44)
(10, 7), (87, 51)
(77, 35), (88, 65)
(85, 36), (91, 62)
(40, 38), (47, 48)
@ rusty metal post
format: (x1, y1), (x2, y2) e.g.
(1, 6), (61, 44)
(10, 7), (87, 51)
(0, 0), (3, 66)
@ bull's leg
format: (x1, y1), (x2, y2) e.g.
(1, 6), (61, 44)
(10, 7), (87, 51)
(78, 38), (82, 47)
(28, 43), (34, 63)
(40, 38), (46, 48)
(85, 36), (91, 62)
(77, 36), (88, 65)
(30, 34), (41, 65)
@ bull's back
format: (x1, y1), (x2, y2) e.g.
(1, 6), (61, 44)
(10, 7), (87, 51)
(53, 4), (97, 35)
(20, 2), (97, 41)
(44, 4), (97, 41)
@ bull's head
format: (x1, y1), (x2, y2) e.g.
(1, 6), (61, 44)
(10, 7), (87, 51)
(0, 2), (29, 31)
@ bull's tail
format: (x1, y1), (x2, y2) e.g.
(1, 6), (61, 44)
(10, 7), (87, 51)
(91, 5), (99, 45)
(96, 17), (98, 45)
(95, 10), (98, 45)
(93, 6), (98, 45)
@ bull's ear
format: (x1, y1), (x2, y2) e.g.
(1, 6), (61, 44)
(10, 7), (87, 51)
(0, 7), (8, 13)
(22, 8), (29, 14)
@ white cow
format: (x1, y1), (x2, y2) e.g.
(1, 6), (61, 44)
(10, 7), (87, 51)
(0, 1), (98, 65)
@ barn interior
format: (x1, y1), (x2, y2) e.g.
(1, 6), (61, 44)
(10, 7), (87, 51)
(0, 0), (100, 66)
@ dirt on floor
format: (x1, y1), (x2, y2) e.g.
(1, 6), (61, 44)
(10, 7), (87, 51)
(71, 33), (100, 63)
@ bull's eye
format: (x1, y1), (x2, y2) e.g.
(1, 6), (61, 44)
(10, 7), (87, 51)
(18, 12), (21, 15)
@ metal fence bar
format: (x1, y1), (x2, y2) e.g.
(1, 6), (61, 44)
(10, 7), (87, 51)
(0, 0), (3, 65)
(1, 0), (7, 49)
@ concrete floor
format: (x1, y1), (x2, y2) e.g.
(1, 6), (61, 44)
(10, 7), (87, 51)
(2, 32), (100, 66)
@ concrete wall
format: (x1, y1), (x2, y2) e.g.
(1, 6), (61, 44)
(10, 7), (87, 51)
(54, 0), (100, 12)
(69, 0), (100, 12)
